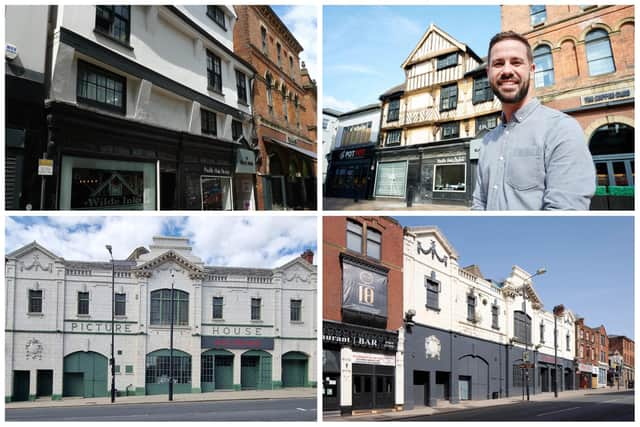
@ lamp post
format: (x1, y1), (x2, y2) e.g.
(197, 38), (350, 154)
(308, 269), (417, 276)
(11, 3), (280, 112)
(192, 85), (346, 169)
(168, 269), (175, 401)
(553, 304), (565, 398)
(522, 268), (546, 401)
(105, 245), (116, 404)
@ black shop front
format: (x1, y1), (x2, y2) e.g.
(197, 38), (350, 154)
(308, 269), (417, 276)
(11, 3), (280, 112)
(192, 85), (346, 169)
(325, 144), (376, 200)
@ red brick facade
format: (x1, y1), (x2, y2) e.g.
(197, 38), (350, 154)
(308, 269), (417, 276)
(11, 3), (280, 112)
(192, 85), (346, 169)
(323, 216), (404, 331)
(608, 335), (635, 387)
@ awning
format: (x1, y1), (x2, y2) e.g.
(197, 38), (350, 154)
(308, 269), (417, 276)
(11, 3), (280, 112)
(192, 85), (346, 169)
(264, 136), (317, 160)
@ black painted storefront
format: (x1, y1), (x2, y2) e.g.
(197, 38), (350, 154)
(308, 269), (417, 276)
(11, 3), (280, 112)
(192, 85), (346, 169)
(325, 144), (376, 200)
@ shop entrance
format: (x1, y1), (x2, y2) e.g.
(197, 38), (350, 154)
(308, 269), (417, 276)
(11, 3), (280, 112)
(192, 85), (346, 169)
(12, 370), (30, 402)
(459, 375), (471, 400)
(160, 171), (176, 210)
(412, 370), (429, 406)
(282, 351), (308, 387)
(241, 350), (272, 390)
(540, 366), (550, 392)
(145, 349), (192, 395)
(352, 364), (394, 410)
(201, 349), (234, 392)
(36, 369), (53, 397)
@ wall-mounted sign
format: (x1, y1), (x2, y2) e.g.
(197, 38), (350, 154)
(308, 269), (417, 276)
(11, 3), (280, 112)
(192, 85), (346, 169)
(323, 321), (398, 351)
(38, 159), (54, 176)
(6, 43), (18, 60)
(235, 148), (256, 174)
(342, 260), (388, 318)
(352, 351), (396, 366)
(435, 156), (465, 164)
(65, 321), (135, 334)
(578, 363), (593, 373)
(201, 336), (274, 350)
(207, 325), (266, 337)
(581, 88), (633, 106)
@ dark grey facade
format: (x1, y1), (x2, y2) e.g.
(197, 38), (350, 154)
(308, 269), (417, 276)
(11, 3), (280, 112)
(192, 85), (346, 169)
(404, 322), (575, 409)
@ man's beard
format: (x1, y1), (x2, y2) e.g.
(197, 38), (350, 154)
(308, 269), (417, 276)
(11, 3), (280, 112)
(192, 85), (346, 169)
(491, 74), (530, 104)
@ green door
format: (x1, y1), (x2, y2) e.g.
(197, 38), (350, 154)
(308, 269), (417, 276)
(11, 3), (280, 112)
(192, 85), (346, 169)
(241, 356), (259, 390)
(63, 351), (108, 398)
(242, 350), (272, 390)
(201, 350), (234, 392)
(12, 370), (30, 402)
(282, 352), (308, 387)
(215, 356), (234, 390)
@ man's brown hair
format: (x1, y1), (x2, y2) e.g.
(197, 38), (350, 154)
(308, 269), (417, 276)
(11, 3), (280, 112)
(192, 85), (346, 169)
(487, 31), (533, 64)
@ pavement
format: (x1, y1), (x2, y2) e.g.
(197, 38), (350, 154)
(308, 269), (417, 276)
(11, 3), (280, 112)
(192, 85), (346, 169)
(323, 197), (470, 211)
(322, 386), (631, 421)
(5, 387), (316, 409)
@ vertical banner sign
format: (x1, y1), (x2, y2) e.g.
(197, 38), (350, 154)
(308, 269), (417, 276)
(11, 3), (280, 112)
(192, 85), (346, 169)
(342, 261), (388, 318)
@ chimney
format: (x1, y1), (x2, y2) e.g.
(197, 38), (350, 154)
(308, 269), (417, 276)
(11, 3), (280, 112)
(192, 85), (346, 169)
(301, 249), (314, 264)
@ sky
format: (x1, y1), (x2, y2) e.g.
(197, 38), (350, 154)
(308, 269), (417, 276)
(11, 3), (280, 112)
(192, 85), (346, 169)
(273, 5), (318, 83)
(5, 216), (317, 268)
(324, 5), (501, 112)
(396, 216), (635, 339)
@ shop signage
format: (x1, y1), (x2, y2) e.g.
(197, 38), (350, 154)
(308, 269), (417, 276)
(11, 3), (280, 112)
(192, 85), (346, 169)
(203, 165), (232, 176)
(578, 363), (593, 372)
(352, 351), (395, 366)
(342, 260), (388, 319)
(338, 148), (368, 161)
(71, 168), (144, 209)
(435, 156), (465, 164)
(592, 366), (599, 375)
(538, 354), (557, 364)
(207, 326), (266, 337)
(65, 321), (135, 333)
(235, 148), (256, 174)
(201, 336), (274, 350)
(581, 88), (633, 106)
(38, 159), (54, 176)
(322, 322), (398, 351)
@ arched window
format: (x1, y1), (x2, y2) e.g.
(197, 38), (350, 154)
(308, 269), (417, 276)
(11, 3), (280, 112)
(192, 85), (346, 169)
(533, 45), (554, 87)
(265, 73), (273, 110)
(585, 29), (615, 76)
(150, 289), (189, 326)
(282, 87), (288, 123)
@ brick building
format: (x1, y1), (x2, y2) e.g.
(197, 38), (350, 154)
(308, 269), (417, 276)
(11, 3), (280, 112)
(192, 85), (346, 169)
(233, 6), (317, 210)
(501, 5), (635, 209)
(322, 216), (404, 415)
(575, 318), (609, 388)
(608, 335), (635, 388)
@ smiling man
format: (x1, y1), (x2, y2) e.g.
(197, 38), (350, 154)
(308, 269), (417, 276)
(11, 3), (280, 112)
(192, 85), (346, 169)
(472, 31), (595, 210)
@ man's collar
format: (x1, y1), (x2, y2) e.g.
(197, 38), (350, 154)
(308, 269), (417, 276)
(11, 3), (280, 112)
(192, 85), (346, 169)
(501, 98), (540, 124)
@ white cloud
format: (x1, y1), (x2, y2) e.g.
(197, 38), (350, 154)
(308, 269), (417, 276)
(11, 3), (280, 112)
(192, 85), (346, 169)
(323, 95), (356, 112)
(278, 5), (318, 81)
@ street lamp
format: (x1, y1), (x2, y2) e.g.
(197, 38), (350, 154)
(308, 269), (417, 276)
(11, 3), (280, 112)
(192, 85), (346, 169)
(553, 304), (565, 398)
(105, 245), (116, 404)
(168, 269), (175, 401)
(522, 267), (546, 401)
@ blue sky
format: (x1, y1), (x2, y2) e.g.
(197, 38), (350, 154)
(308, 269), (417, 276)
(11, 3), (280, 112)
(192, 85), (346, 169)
(273, 5), (318, 82)
(396, 216), (634, 339)
(324, 5), (501, 111)
(6, 216), (317, 268)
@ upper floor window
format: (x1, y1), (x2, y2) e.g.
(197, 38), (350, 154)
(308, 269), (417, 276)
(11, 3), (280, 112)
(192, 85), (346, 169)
(277, 43), (282, 67)
(294, 96), (300, 129)
(466, 295), (477, 322)
(539, 322), (545, 343)
(206, 51), (222, 93)
(201, 109), (217, 136)
(282, 89), (289, 123)
(439, 84), (458, 112)
(441, 121), (460, 140)
(290, 299), (302, 321)
(266, 73), (273, 111)
(150, 289), (189, 326)
(341, 122), (372, 146)
(95, 6), (130, 44)
(232, 120), (243, 141)
(236, 70), (247, 104)
(491, 304), (499, 329)
(29, 290), (43, 313)
(114, 293), (126, 316)
(77, 60), (126, 114)
(514, 311), (531, 344)
(366, 228), (381, 260)
(261, 27), (268, 55)
(251, 297), (261, 320)
(600, 334), (605, 345)
(579, 329), (584, 339)
(212, 296), (223, 319)
(289, 56), (294, 79)
(385, 130), (401, 146)
(346, 219), (363, 253)
(580, 345), (584, 358)
(387, 99), (400, 122)
(585, 29), (615, 76)
(206, 6), (226, 30)
(533, 45), (555, 87)
(425, 277), (440, 310)
(530, 5), (547, 26)
(78, 291), (90, 315)
(437, 52), (458, 70)
(472, 75), (493, 104)
(322, 118), (329, 129)
(476, 114), (499, 134)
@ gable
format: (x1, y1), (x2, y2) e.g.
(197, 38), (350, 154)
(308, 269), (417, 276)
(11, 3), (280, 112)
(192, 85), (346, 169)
(133, 249), (205, 278)
(6, 242), (61, 274)
(402, 24), (466, 69)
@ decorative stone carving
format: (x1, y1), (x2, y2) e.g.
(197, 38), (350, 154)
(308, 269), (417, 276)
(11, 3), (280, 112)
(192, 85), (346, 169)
(425, 335), (441, 360)
(417, 240), (448, 266)
(284, 266), (309, 283)
(25, 338), (44, 360)
(21, 254), (53, 273)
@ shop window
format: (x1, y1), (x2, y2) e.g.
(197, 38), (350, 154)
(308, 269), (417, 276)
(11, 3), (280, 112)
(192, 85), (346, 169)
(115, 293), (126, 316)
(513, 365), (532, 387)
(491, 304), (499, 329)
(95, 6), (130, 44)
(150, 289), (189, 326)
(425, 277), (440, 310)
(78, 292), (89, 315)
(206, 50), (222, 93)
(437, 52), (458, 70)
(201, 109), (217, 136)
(472, 75), (493, 104)
(433, 163), (465, 192)
(530, 5), (546, 26)
(77, 60), (126, 114)
(212, 297), (223, 319)
(366, 228), (381, 260)
(346, 220), (363, 253)
(514, 311), (532, 344)
(236, 70), (247, 104)
(29, 290), (43, 313)
(387, 99), (400, 122)
(290, 299), (302, 322)
(375, 161), (408, 198)
(251, 298), (261, 320)
(534, 45), (555, 87)
(585, 29), (615, 76)
(441, 121), (460, 140)
(439, 84), (458, 112)
(146, 352), (191, 385)
(206, 6), (226, 30)
(385, 130), (401, 146)
(476, 114), (499, 134)
(200, 176), (232, 210)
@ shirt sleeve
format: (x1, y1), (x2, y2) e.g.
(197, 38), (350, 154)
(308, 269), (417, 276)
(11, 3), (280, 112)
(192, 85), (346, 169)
(471, 152), (487, 210)
(542, 116), (596, 210)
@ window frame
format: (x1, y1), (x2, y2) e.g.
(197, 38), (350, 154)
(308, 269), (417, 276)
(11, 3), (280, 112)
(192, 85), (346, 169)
(95, 6), (131, 45)
(539, 322), (545, 343)
(530, 5), (547, 26)
(346, 219), (364, 254)
(76, 60), (127, 115)
(514, 310), (532, 344)
(385, 129), (401, 146)
(436, 52), (458, 70)
(114, 292), (126, 316)
(466, 295), (477, 322)
(533, 45), (555, 88)
(206, 50), (223, 93)
(251, 297), (262, 320)
(475, 114), (500, 134)
(261, 27), (268, 56)
(585, 29), (616, 76)
(290, 299), (302, 322)
(387, 99), (400, 122)
(366, 227), (381, 260)
(232, 120), (243, 141)
(472, 75), (493, 104)
(439, 84), (458, 112)
(491, 304), (499, 330)
(212, 296), (224, 319)
(150, 289), (189, 326)
(29, 289), (43, 314)
(77, 291), (90, 316)
(440, 121), (460, 140)
(425, 277), (440, 311)
(201, 108), (217, 136)
(236, 70), (248, 105)
(206, 6), (226, 31)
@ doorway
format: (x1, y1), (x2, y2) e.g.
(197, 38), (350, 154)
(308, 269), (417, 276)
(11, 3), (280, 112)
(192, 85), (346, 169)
(36, 369), (53, 397)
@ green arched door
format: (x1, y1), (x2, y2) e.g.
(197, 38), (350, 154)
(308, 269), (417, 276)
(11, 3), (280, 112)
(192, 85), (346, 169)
(241, 350), (272, 390)
(282, 351), (308, 387)
(63, 351), (108, 398)
(201, 349), (234, 392)
(145, 349), (192, 395)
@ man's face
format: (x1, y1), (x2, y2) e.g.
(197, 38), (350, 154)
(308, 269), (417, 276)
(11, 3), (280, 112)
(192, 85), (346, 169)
(487, 39), (535, 104)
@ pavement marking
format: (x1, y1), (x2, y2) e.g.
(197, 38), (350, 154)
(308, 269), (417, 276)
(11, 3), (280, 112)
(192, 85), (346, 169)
(296, 408), (307, 411)
(600, 399), (623, 404)
(536, 406), (581, 417)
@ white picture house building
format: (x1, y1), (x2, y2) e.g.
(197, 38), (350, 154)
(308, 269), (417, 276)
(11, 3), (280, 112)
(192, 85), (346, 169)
(5, 236), (316, 401)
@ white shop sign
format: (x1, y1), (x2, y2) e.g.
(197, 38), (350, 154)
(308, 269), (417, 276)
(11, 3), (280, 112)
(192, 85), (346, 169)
(352, 351), (395, 366)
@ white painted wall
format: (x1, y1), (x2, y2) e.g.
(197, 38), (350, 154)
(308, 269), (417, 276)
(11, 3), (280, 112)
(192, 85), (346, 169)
(5, 6), (49, 79)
